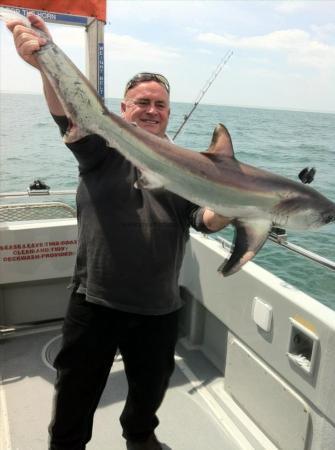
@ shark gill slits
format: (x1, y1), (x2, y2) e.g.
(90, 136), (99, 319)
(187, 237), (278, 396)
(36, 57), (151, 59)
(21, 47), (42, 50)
(323, 214), (335, 224)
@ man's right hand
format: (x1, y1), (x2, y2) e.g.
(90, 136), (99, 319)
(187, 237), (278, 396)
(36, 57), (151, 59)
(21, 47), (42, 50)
(6, 13), (51, 70)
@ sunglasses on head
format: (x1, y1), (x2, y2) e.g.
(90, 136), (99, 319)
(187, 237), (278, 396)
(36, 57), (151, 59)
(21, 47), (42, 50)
(124, 72), (170, 96)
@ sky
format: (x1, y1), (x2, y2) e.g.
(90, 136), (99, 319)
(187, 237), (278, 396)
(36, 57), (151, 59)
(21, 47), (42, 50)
(1, 1), (335, 112)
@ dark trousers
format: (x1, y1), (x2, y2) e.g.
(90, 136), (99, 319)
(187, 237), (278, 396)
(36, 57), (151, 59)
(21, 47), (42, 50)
(49, 291), (179, 450)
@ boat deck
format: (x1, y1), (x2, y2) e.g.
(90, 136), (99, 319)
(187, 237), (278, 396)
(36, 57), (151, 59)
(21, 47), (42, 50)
(0, 326), (242, 450)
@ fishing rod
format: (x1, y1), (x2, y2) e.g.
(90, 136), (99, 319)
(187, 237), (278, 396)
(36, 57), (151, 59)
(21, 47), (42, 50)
(172, 50), (233, 140)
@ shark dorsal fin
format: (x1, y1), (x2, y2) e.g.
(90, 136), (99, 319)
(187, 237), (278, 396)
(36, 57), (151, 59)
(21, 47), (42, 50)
(207, 123), (234, 158)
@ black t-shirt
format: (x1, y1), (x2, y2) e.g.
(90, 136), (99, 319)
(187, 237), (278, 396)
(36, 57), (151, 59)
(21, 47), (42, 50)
(54, 115), (209, 315)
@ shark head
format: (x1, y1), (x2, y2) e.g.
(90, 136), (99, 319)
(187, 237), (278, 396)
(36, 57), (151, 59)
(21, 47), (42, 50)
(205, 124), (335, 276)
(273, 189), (335, 231)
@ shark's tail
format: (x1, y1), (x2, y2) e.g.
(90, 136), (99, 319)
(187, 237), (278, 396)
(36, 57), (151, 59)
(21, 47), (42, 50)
(0, 7), (31, 27)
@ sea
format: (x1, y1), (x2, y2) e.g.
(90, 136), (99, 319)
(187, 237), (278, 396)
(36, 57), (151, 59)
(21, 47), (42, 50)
(1, 93), (334, 310)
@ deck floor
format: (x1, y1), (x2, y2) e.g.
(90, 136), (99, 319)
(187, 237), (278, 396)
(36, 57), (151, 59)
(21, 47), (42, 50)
(0, 327), (241, 450)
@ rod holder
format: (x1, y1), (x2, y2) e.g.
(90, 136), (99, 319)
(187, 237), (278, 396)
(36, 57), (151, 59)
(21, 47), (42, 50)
(287, 318), (319, 376)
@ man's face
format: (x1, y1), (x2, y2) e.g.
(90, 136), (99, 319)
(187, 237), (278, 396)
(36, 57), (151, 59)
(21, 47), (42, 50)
(121, 81), (170, 138)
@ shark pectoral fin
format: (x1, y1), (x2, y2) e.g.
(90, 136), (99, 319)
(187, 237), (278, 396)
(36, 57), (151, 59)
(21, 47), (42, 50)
(298, 167), (316, 184)
(218, 219), (272, 276)
(206, 123), (235, 158)
(134, 169), (164, 190)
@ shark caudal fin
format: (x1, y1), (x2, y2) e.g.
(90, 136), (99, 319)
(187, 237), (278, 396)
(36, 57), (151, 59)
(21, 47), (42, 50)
(0, 7), (31, 27)
(206, 123), (235, 158)
(218, 219), (272, 276)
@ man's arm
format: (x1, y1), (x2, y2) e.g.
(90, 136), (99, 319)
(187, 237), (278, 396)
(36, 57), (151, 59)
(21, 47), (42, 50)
(188, 205), (231, 233)
(7, 13), (64, 116)
(202, 208), (231, 232)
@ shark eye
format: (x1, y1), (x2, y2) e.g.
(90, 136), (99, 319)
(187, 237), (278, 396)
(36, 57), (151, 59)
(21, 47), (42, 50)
(324, 215), (335, 224)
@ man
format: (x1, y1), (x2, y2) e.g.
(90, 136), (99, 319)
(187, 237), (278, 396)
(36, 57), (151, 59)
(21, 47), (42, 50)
(7, 13), (230, 450)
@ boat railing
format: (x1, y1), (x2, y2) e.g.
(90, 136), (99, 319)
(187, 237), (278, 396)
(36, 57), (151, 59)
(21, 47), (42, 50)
(0, 202), (76, 221)
(0, 187), (77, 221)
(211, 230), (335, 272)
(0, 189), (77, 199)
(267, 229), (335, 271)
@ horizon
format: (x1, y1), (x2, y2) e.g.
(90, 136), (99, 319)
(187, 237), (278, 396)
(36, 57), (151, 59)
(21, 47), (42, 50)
(1, 90), (334, 116)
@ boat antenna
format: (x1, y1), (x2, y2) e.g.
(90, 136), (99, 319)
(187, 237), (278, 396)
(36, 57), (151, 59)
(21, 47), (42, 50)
(172, 50), (233, 141)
